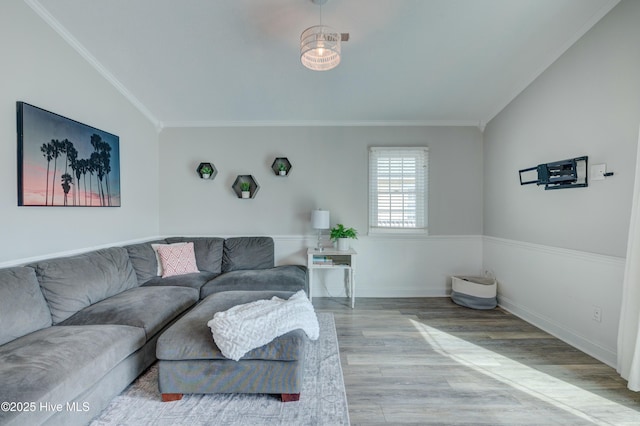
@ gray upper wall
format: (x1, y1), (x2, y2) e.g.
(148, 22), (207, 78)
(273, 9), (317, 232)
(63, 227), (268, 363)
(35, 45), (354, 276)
(483, 0), (640, 258)
(0, 0), (160, 264)
(158, 126), (483, 237)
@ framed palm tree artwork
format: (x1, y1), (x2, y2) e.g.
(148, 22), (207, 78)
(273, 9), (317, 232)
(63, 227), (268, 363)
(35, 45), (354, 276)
(17, 102), (121, 207)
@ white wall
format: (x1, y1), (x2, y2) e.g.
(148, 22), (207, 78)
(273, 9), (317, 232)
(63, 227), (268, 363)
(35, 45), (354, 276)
(485, 237), (625, 366)
(159, 125), (484, 296)
(0, 0), (160, 265)
(274, 234), (482, 298)
(483, 0), (640, 366)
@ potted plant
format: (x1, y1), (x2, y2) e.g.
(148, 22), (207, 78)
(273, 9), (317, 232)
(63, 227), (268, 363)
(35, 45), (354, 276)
(240, 181), (251, 198)
(200, 165), (213, 179)
(330, 224), (358, 251)
(278, 163), (287, 176)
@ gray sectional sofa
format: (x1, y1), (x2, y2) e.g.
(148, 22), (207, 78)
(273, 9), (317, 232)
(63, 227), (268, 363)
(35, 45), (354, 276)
(0, 236), (307, 426)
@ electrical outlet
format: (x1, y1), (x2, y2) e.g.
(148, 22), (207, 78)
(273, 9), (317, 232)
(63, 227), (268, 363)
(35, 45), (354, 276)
(592, 306), (602, 323)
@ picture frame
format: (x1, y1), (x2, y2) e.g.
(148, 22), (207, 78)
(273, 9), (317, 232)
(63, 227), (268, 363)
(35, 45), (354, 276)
(17, 102), (121, 207)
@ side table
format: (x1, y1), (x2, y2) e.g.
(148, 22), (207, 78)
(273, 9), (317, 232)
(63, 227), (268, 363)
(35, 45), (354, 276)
(307, 248), (356, 308)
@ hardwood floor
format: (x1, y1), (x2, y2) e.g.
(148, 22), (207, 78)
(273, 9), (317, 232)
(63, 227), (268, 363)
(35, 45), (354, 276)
(313, 297), (640, 425)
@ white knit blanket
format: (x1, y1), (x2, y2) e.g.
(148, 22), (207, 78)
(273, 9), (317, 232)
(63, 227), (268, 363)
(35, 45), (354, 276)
(207, 291), (319, 361)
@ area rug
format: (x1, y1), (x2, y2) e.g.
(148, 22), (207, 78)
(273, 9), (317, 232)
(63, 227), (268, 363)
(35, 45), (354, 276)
(90, 313), (349, 426)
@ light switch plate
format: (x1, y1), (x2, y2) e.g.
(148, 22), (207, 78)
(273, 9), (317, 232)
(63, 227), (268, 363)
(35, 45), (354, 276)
(591, 163), (606, 181)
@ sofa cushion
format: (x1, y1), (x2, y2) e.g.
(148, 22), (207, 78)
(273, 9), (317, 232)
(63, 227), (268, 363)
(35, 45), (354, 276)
(0, 324), (145, 426)
(29, 247), (138, 324)
(60, 286), (199, 339)
(157, 291), (305, 362)
(143, 271), (218, 291)
(124, 239), (167, 284)
(166, 237), (225, 274)
(0, 267), (52, 346)
(222, 237), (274, 272)
(200, 265), (307, 299)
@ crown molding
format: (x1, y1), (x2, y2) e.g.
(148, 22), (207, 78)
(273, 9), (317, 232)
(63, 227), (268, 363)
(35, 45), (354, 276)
(160, 119), (484, 130)
(25, 0), (162, 131)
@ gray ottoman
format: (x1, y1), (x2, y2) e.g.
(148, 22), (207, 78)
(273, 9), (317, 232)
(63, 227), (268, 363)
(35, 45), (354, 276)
(156, 291), (308, 402)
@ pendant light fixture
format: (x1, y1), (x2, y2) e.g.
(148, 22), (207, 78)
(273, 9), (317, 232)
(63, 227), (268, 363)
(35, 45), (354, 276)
(300, 0), (342, 71)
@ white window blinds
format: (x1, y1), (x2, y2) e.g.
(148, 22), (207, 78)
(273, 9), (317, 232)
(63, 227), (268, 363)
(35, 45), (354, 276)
(369, 147), (428, 234)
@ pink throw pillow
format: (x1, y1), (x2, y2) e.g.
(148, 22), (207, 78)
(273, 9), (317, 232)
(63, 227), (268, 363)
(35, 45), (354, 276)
(157, 242), (200, 278)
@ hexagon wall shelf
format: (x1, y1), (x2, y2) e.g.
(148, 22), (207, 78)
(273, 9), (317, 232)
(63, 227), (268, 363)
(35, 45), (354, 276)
(196, 162), (217, 180)
(232, 175), (260, 199)
(271, 157), (292, 176)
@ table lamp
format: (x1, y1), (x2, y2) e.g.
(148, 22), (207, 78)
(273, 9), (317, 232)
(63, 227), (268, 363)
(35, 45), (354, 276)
(311, 209), (330, 251)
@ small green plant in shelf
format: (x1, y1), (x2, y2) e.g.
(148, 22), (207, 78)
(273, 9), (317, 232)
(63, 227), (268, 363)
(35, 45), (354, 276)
(240, 181), (251, 198)
(278, 163), (287, 175)
(330, 224), (358, 251)
(200, 165), (213, 178)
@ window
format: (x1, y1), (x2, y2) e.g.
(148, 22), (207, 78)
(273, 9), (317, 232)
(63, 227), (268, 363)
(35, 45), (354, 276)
(369, 147), (428, 234)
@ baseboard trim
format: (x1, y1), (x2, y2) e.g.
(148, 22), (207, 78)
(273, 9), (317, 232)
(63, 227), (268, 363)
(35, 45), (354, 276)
(498, 296), (617, 368)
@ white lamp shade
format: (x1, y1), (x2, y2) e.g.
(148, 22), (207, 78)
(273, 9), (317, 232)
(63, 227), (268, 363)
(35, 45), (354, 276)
(300, 25), (341, 71)
(311, 209), (330, 229)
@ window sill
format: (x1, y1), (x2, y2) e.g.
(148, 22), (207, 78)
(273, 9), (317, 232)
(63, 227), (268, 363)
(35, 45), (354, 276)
(368, 229), (429, 238)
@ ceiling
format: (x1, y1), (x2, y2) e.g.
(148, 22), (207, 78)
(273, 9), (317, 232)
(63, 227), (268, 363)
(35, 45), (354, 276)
(28, 0), (619, 130)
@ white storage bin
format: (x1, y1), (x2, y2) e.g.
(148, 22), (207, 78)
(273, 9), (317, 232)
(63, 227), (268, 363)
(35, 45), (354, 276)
(451, 275), (497, 310)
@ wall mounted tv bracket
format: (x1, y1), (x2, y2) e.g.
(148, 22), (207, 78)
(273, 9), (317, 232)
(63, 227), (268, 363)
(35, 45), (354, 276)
(519, 156), (588, 190)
